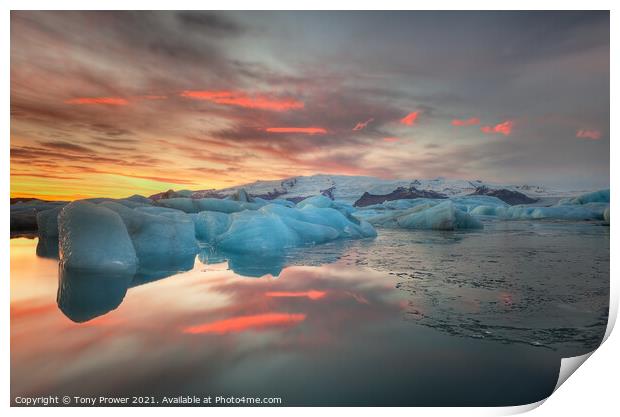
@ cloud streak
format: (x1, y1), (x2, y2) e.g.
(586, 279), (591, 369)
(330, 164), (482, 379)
(180, 90), (304, 111)
(400, 111), (420, 126)
(481, 120), (514, 136)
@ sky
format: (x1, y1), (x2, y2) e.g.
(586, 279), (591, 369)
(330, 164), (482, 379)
(10, 11), (610, 200)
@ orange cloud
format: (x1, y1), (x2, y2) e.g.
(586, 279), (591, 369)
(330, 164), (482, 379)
(65, 97), (129, 106)
(180, 90), (304, 111)
(266, 127), (327, 135)
(382, 137), (399, 143)
(400, 111), (420, 126)
(451, 117), (480, 126)
(481, 120), (514, 136)
(353, 118), (374, 131)
(183, 313), (306, 334)
(266, 290), (326, 300)
(576, 129), (601, 140)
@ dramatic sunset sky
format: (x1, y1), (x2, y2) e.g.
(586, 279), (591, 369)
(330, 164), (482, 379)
(11, 11), (609, 200)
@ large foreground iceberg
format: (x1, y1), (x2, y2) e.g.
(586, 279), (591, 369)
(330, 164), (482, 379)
(58, 201), (138, 273)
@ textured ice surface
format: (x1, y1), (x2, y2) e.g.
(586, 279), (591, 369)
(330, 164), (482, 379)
(397, 201), (483, 230)
(365, 201), (483, 230)
(217, 211), (300, 253)
(156, 197), (245, 214)
(101, 202), (198, 264)
(58, 201), (137, 273)
(191, 211), (231, 242)
(36, 206), (63, 238)
(216, 203), (376, 254)
(296, 195), (334, 209)
(356, 189), (610, 224)
(604, 207), (610, 223)
(559, 189), (609, 205)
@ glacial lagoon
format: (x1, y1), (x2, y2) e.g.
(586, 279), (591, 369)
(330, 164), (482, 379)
(10, 219), (608, 406)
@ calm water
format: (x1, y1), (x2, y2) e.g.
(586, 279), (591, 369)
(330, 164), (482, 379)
(10, 220), (609, 406)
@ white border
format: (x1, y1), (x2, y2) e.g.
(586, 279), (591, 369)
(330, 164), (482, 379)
(2, 1), (617, 416)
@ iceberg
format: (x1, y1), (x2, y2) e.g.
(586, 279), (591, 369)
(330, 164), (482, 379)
(156, 197), (245, 214)
(191, 211), (232, 242)
(217, 211), (300, 253)
(364, 201), (483, 230)
(58, 201), (138, 273)
(296, 195), (333, 209)
(559, 189), (609, 205)
(36, 206), (63, 238)
(216, 203), (376, 254)
(604, 207), (610, 223)
(100, 202), (198, 265)
(396, 201), (483, 230)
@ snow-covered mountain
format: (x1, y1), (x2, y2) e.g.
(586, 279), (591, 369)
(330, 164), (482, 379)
(189, 174), (576, 204)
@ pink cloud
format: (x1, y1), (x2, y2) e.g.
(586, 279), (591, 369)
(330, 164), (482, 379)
(266, 127), (327, 135)
(481, 120), (514, 136)
(382, 137), (400, 143)
(400, 111), (420, 126)
(451, 117), (480, 126)
(353, 117), (374, 131)
(180, 90), (304, 111)
(576, 129), (601, 140)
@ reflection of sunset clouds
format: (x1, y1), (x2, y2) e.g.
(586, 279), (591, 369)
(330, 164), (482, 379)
(183, 313), (307, 335)
(11, 238), (406, 397)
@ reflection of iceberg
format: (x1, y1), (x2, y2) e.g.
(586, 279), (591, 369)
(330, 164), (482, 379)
(57, 253), (196, 322)
(225, 252), (287, 278)
(36, 237), (59, 259)
(130, 254), (196, 287)
(199, 239), (351, 278)
(57, 266), (133, 323)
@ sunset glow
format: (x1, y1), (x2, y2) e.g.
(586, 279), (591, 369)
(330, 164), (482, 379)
(10, 11), (610, 200)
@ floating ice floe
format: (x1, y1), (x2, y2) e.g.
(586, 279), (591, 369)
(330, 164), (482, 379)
(363, 200), (483, 230)
(356, 189), (610, 226)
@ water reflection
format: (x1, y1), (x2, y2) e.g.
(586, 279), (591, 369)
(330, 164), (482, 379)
(11, 234), (602, 405)
(54, 241), (352, 323)
(10, 220), (610, 406)
(58, 267), (133, 323)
